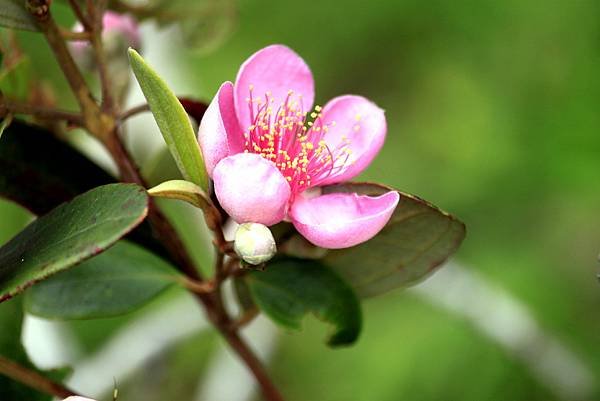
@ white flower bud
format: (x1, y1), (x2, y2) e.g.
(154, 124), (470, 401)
(234, 223), (276, 265)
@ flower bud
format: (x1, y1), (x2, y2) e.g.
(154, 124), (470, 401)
(234, 223), (276, 265)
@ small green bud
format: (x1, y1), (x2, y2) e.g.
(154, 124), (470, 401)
(234, 223), (276, 265)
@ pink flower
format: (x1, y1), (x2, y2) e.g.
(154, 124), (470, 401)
(198, 45), (399, 249)
(70, 11), (141, 63)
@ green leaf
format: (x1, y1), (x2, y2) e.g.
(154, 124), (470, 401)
(25, 241), (181, 319)
(0, 0), (39, 31)
(323, 182), (466, 297)
(245, 258), (362, 347)
(148, 179), (212, 210)
(0, 120), (175, 264)
(0, 184), (149, 302)
(128, 49), (208, 191)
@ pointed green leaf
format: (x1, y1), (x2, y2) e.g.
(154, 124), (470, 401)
(128, 49), (208, 191)
(323, 182), (466, 297)
(148, 179), (212, 210)
(25, 241), (181, 319)
(245, 258), (362, 347)
(0, 0), (39, 31)
(0, 184), (148, 302)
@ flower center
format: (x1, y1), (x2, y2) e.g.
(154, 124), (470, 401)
(243, 86), (352, 194)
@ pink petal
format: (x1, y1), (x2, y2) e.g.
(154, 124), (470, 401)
(102, 11), (141, 49)
(213, 153), (291, 226)
(197, 82), (244, 176)
(290, 191), (399, 249)
(318, 95), (386, 185)
(234, 44), (315, 131)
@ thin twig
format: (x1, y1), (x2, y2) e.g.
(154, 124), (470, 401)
(0, 97), (83, 125)
(118, 103), (149, 121)
(0, 355), (80, 399)
(68, 0), (91, 30)
(86, 0), (115, 114)
(180, 276), (216, 294)
(26, 0), (110, 139)
(229, 307), (259, 331)
(218, 326), (285, 401)
(59, 27), (92, 41)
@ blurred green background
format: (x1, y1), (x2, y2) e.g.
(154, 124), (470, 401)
(2, 0), (600, 400)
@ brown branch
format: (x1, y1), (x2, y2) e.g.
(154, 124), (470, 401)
(0, 355), (80, 399)
(180, 277), (216, 294)
(229, 307), (259, 331)
(68, 0), (92, 30)
(118, 102), (149, 121)
(26, 0), (108, 139)
(86, 0), (115, 114)
(26, 2), (286, 399)
(218, 325), (285, 401)
(0, 97), (83, 125)
(59, 28), (92, 41)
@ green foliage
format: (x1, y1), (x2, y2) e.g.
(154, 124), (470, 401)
(128, 49), (209, 191)
(0, 184), (148, 302)
(0, 120), (176, 264)
(25, 241), (181, 319)
(0, 0), (39, 31)
(245, 258), (362, 347)
(323, 183), (465, 297)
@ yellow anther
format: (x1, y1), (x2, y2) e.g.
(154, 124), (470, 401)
(315, 105), (322, 112)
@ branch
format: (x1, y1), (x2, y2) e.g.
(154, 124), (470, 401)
(68, 0), (92, 30)
(86, 0), (115, 113)
(26, 2), (285, 399)
(0, 355), (80, 399)
(0, 96), (83, 126)
(218, 327), (285, 401)
(59, 28), (92, 41)
(26, 0), (107, 138)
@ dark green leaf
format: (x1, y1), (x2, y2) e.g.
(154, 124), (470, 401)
(0, 120), (175, 264)
(323, 182), (466, 297)
(245, 258), (362, 347)
(0, 0), (39, 31)
(25, 241), (181, 319)
(0, 121), (115, 216)
(0, 184), (148, 302)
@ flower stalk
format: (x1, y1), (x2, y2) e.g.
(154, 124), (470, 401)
(16, 2), (287, 401)
(0, 355), (80, 399)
